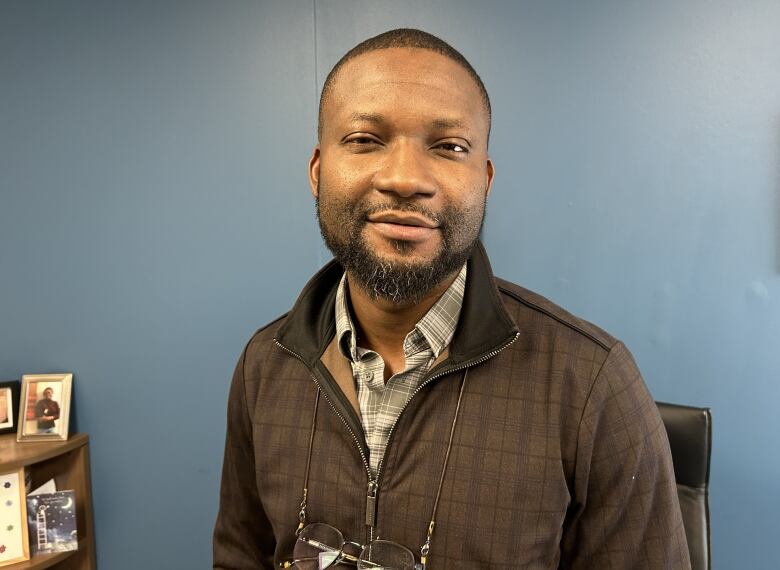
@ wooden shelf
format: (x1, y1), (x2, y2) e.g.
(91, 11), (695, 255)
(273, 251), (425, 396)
(0, 434), (96, 570)
(0, 435), (89, 472)
(2, 548), (74, 569)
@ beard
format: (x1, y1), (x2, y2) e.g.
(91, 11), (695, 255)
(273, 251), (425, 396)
(316, 184), (486, 305)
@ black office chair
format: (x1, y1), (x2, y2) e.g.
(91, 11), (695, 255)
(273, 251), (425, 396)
(656, 402), (712, 570)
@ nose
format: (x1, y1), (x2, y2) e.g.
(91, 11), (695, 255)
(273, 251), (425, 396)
(372, 139), (437, 198)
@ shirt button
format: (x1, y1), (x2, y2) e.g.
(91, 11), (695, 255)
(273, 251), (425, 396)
(365, 371), (374, 381)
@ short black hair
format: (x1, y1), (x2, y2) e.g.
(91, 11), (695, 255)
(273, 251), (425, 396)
(318, 28), (491, 141)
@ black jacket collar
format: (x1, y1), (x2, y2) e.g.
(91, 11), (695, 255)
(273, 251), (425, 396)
(275, 241), (519, 369)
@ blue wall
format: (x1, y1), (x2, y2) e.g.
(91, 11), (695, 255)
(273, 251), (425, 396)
(1, 1), (777, 567)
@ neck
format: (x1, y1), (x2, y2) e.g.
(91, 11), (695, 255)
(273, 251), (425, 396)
(346, 270), (458, 374)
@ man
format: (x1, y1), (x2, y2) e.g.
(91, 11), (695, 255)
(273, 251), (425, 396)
(35, 387), (60, 433)
(214, 29), (690, 569)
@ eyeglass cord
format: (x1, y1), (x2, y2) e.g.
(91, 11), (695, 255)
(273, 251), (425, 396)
(419, 368), (468, 569)
(295, 369), (469, 569)
(296, 389), (320, 536)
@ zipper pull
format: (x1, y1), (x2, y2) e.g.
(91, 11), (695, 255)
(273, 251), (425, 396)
(365, 480), (378, 527)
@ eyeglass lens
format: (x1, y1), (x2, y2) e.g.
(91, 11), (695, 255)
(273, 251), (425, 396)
(357, 539), (416, 570)
(293, 523), (345, 569)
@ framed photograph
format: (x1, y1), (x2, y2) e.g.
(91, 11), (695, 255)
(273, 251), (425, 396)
(17, 374), (72, 442)
(0, 381), (20, 435)
(0, 468), (31, 566)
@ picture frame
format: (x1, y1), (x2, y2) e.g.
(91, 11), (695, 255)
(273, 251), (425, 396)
(0, 467), (31, 566)
(0, 381), (20, 436)
(17, 374), (72, 442)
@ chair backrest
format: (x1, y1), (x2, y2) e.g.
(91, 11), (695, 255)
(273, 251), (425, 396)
(656, 402), (712, 570)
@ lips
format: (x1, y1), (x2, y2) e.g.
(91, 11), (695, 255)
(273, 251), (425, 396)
(366, 212), (439, 229)
(365, 211), (439, 243)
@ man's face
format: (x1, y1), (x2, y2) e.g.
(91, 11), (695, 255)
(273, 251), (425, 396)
(43, 388), (53, 399)
(310, 47), (494, 304)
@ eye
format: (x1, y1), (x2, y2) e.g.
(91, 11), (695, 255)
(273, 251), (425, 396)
(342, 134), (381, 148)
(435, 141), (469, 154)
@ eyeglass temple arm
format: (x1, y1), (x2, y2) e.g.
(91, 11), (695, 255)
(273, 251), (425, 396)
(279, 550), (359, 568)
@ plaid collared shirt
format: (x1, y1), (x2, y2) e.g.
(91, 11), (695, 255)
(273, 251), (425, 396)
(334, 264), (467, 474)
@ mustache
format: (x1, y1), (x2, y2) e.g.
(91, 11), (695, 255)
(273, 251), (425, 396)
(358, 201), (443, 226)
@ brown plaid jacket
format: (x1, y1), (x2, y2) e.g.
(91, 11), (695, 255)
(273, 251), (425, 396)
(213, 243), (691, 569)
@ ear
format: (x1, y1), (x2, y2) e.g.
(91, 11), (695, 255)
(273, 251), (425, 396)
(485, 157), (495, 198)
(308, 146), (321, 198)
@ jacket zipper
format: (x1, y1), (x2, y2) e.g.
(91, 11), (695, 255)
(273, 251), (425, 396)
(273, 340), (377, 544)
(275, 331), (520, 547)
(371, 331), (520, 543)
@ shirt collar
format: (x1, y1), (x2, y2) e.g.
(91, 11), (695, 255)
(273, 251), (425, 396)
(334, 274), (361, 361)
(334, 264), (468, 363)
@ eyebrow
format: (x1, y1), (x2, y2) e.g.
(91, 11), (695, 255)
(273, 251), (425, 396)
(348, 112), (469, 131)
(431, 118), (466, 130)
(349, 112), (385, 125)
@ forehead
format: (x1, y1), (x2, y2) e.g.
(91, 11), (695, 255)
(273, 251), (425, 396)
(324, 48), (488, 137)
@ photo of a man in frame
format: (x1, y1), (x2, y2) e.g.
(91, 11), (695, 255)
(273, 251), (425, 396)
(33, 386), (60, 434)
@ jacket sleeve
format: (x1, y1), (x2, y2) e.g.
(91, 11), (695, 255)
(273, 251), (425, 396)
(213, 345), (276, 569)
(560, 342), (691, 569)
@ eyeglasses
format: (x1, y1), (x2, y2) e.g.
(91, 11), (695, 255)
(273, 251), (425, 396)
(280, 370), (469, 570)
(282, 522), (416, 569)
